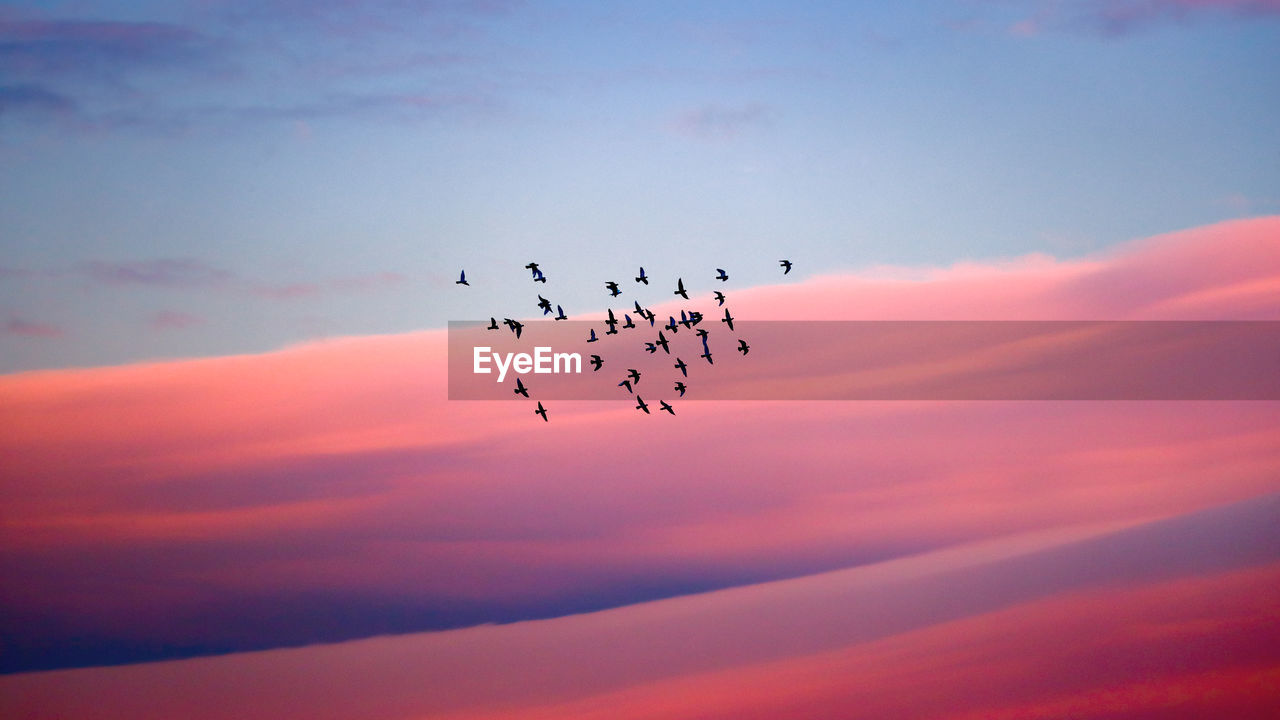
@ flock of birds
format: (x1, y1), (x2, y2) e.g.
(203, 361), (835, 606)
(457, 260), (794, 421)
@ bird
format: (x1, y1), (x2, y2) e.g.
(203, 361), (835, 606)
(587, 328), (598, 342)
(619, 379), (633, 393)
(721, 308), (734, 331)
(715, 268), (728, 282)
(714, 290), (726, 306)
(680, 310), (693, 330)
(635, 395), (650, 414)
(642, 308), (656, 326)
(526, 262), (540, 273)
(701, 349), (714, 364)
(537, 295), (552, 315)
(590, 354), (603, 371)
(555, 305), (567, 321)
(487, 317), (499, 330)
(532, 268), (547, 283)
(780, 259), (792, 274)
(635, 267), (648, 285)
(514, 378), (529, 397)
(634, 300), (646, 314)
(605, 308), (619, 335)
(606, 281), (621, 297)
(738, 339), (750, 355)
(674, 381), (687, 397)
(504, 318), (524, 339)
(660, 400), (675, 415)
(645, 342), (657, 354)
(654, 331), (670, 354)
(674, 357), (688, 377)
(674, 278), (689, 299)
(695, 328), (709, 341)
(622, 314), (635, 329)
(456, 270), (469, 286)
(665, 316), (680, 334)
(534, 401), (548, 422)
(688, 310), (703, 326)
(627, 368), (641, 385)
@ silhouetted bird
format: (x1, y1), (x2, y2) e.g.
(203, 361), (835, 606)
(643, 308), (656, 326)
(504, 318), (524, 339)
(590, 354), (603, 371)
(487, 317), (499, 330)
(695, 328), (709, 341)
(534, 401), (548, 422)
(622, 314), (635, 329)
(537, 295), (552, 315)
(514, 378), (529, 397)
(674, 381), (687, 397)
(680, 310), (693, 330)
(714, 290), (726, 306)
(660, 400), (675, 415)
(532, 268), (547, 283)
(645, 342), (657, 354)
(701, 349), (714, 364)
(606, 281), (621, 297)
(619, 379), (633, 393)
(780, 259), (792, 274)
(715, 268), (728, 282)
(456, 270), (469, 286)
(635, 267), (648, 285)
(688, 310), (703, 325)
(738, 339), (750, 355)
(665, 316), (679, 333)
(635, 396), (650, 414)
(674, 278), (688, 299)
(555, 305), (567, 321)
(605, 309), (619, 335)
(674, 357), (688, 377)
(627, 368), (641, 385)
(721, 308), (735, 331)
(526, 262), (540, 273)
(587, 328), (598, 343)
(654, 331), (670, 354)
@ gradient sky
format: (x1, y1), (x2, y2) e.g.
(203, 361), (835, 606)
(3, 0), (1279, 371)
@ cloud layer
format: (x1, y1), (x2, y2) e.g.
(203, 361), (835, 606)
(1, 218), (1278, 677)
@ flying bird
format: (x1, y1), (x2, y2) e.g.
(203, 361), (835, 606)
(780, 259), (792, 274)
(714, 290), (726, 306)
(738, 339), (750, 355)
(456, 270), (469, 286)
(587, 328), (598, 343)
(674, 278), (688, 299)
(590, 354), (603, 371)
(701, 349), (714, 364)
(665, 316), (680, 333)
(526, 262), (540, 273)
(660, 400), (675, 415)
(715, 268), (728, 282)
(680, 310), (693, 330)
(688, 310), (703, 325)
(721, 308), (735, 331)
(537, 295), (552, 315)
(654, 331), (670, 354)
(487, 317), (499, 330)
(555, 305), (567, 320)
(605, 309), (619, 335)
(645, 342), (657, 354)
(635, 267), (648, 284)
(635, 395), (650, 414)
(513, 378), (529, 397)
(504, 318), (524, 339)
(673, 357), (688, 377)
(695, 328), (709, 341)
(674, 381), (687, 397)
(534, 401), (548, 422)
(622, 314), (635, 329)
(642, 308), (656, 326)
(532, 268), (547, 283)
(619, 379), (633, 393)
(627, 368), (641, 385)
(606, 281), (621, 297)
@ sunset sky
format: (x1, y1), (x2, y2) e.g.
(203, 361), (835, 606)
(2, 2), (1279, 719)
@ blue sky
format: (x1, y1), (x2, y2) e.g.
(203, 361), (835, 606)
(2, 0), (1278, 371)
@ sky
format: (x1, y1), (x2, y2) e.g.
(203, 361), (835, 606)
(2, 2), (1280, 718)
(2, 0), (1278, 371)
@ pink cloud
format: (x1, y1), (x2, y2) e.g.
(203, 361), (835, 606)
(149, 310), (204, 330)
(5, 316), (63, 337)
(0, 217), (1277, 675)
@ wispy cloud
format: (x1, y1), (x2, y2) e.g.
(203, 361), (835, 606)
(149, 310), (205, 331)
(1004, 0), (1280, 37)
(78, 258), (235, 287)
(672, 103), (772, 139)
(4, 316), (63, 338)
